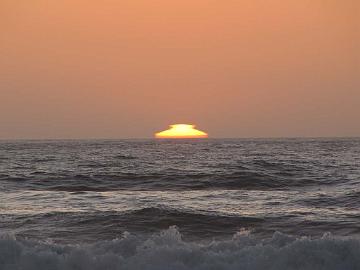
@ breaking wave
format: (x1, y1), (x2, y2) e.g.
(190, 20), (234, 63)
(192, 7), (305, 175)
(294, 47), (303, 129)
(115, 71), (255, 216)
(1, 227), (360, 270)
(1, 208), (265, 242)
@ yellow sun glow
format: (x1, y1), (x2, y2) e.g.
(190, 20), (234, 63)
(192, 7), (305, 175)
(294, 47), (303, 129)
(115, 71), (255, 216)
(155, 124), (208, 139)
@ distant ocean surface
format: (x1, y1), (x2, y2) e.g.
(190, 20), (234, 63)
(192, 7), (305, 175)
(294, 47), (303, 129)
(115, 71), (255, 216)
(1, 138), (360, 270)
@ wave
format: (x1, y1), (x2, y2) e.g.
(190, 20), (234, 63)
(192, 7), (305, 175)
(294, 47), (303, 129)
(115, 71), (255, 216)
(1, 138), (359, 193)
(4, 207), (360, 244)
(0, 170), (331, 192)
(1, 227), (359, 270)
(2, 208), (265, 242)
(298, 190), (360, 209)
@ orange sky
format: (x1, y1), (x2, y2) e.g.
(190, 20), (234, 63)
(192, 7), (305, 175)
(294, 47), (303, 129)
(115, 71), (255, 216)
(1, 0), (359, 139)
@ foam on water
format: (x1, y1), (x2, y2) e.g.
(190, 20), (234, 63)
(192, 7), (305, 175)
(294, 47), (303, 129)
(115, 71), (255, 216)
(1, 139), (360, 268)
(1, 227), (360, 270)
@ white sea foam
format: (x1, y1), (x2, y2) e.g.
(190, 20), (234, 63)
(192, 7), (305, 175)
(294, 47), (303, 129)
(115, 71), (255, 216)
(1, 227), (360, 270)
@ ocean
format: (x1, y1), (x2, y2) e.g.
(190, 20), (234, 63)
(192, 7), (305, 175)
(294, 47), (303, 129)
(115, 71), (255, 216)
(1, 138), (360, 269)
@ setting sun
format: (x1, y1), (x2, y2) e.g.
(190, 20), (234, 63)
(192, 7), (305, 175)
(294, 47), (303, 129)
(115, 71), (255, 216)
(155, 124), (208, 139)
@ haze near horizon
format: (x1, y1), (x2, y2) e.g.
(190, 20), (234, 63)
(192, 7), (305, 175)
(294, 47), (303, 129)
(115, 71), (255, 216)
(1, 1), (359, 139)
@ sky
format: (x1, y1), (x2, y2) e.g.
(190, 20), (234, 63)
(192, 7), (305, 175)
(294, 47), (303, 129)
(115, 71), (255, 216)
(1, 0), (359, 139)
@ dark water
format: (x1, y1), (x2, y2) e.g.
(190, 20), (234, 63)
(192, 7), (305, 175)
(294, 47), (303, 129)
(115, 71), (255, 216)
(1, 139), (360, 269)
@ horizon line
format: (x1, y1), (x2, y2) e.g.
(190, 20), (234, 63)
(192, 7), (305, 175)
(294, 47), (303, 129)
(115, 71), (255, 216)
(0, 136), (359, 141)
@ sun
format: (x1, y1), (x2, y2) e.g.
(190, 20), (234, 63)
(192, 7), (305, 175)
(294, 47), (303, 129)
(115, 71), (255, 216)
(155, 124), (208, 139)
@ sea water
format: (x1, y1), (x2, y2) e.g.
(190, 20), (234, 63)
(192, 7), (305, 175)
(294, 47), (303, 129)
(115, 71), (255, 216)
(1, 138), (360, 269)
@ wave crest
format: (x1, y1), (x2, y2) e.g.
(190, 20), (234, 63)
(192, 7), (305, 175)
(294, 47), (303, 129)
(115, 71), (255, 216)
(1, 227), (360, 270)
